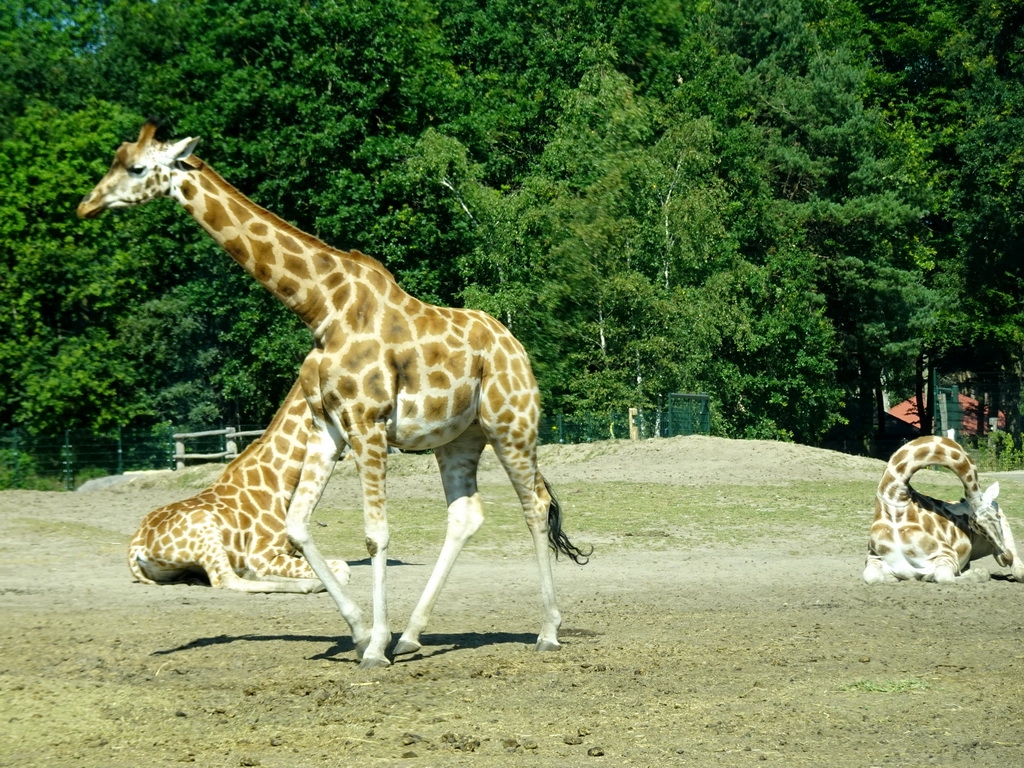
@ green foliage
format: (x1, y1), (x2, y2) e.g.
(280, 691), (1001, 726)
(972, 431), (1024, 472)
(1, 0), (1021, 449)
(0, 100), (150, 431)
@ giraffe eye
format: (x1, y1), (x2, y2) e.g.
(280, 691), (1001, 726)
(127, 165), (146, 177)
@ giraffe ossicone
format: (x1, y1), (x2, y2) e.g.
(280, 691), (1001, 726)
(864, 435), (1024, 584)
(129, 379), (350, 593)
(80, 122), (590, 668)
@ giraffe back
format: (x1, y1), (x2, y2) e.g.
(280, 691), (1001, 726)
(876, 436), (982, 509)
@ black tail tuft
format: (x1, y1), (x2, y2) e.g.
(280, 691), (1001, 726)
(544, 478), (592, 565)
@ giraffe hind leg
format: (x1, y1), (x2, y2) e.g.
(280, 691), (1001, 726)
(394, 429), (488, 656)
(131, 550), (188, 584)
(487, 436), (568, 652)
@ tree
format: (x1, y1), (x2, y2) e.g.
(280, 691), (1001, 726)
(0, 101), (150, 431)
(707, 0), (939, 443)
(940, 1), (1024, 444)
(459, 48), (845, 441)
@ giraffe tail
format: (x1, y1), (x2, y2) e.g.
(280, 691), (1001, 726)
(543, 477), (592, 565)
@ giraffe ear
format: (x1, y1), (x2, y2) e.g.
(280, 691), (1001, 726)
(983, 482), (1000, 505)
(156, 136), (200, 169)
(168, 136), (200, 161)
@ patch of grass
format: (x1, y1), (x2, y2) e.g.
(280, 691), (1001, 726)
(312, 484), (535, 559)
(841, 678), (929, 694)
(309, 476), (879, 558)
(258, 449), (1024, 560)
(553, 480), (873, 548)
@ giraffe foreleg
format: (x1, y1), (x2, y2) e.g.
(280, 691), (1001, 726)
(246, 550), (352, 587)
(930, 561), (959, 583)
(955, 566), (991, 583)
(286, 425), (370, 653)
(862, 555), (899, 584)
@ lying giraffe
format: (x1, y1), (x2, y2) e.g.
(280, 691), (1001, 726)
(130, 379), (351, 593)
(79, 123), (589, 667)
(863, 435), (1024, 584)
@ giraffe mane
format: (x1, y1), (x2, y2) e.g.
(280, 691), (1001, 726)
(186, 156), (397, 284)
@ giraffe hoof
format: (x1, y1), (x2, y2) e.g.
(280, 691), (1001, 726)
(354, 636), (372, 659)
(358, 655), (391, 670)
(534, 639), (561, 652)
(393, 638), (422, 656)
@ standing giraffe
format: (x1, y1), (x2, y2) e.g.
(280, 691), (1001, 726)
(863, 435), (1024, 584)
(130, 379), (351, 593)
(79, 122), (589, 668)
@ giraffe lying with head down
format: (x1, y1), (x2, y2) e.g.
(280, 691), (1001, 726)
(130, 379), (351, 593)
(863, 435), (1024, 584)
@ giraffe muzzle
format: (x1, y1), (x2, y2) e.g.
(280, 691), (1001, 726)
(77, 195), (105, 219)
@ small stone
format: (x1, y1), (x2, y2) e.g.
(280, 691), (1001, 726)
(564, 735), (583, 745)
(588, 746), (605, 757)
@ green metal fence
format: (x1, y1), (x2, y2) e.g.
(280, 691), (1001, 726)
(539, 395), (711, 444)
(0, 427), (177, 491)
(1, 395), (711, 490)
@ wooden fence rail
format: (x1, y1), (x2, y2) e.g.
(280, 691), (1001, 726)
(1, 398), (712, 490)
(173, 427), (265, 471)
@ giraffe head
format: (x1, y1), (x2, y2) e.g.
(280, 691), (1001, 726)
(77, 122), (199, 219)
(967, 480), (1009, 554)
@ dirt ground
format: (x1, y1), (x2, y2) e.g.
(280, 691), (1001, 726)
(2, 435), (1023, 767)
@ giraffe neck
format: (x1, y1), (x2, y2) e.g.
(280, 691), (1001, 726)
(214, 379), (309, 506)
(169, 159), (395, 332)
(877, 437), (983, 513)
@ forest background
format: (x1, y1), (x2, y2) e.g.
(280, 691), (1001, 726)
(1, 0), (1022, 452)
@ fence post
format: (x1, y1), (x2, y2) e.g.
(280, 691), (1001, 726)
(628, 408), (639, 440)
(62, 429), (73, 491)
(116, 426), (124, 476)
(937, 391), (948, 437)
(12, 429), (21, 489)
(175, 433), (186, 471)
(225, 427), (238, 461)
(167, 424), (176, 470)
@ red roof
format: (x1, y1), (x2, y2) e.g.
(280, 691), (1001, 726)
(889, 394), (1005, 435)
